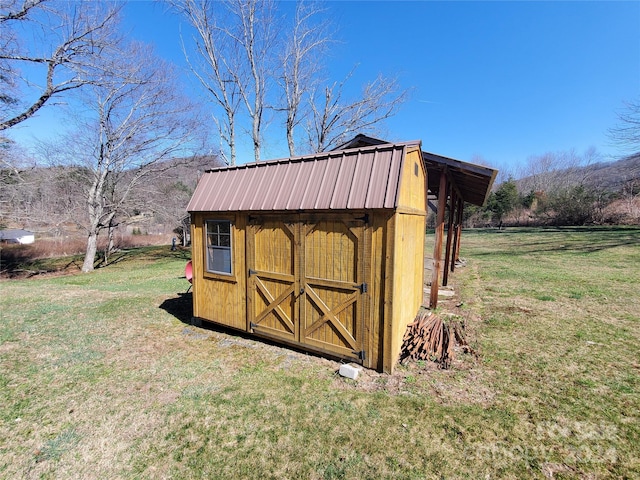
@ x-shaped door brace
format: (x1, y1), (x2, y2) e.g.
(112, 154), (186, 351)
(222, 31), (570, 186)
(254, 276), (295, 334)
(303, 286), (358, 349)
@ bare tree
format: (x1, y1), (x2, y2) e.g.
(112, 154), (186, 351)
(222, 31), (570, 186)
(175, 0), (407, 160)
(175, 0), (275, 164)
(0, 149), (88, 235)
(232, 0), (276, 162)
(175, 0), (243, 165)
(48, 42), (205, 272)
(279, 1), (330, 156)
(620, 177), (640, 218)
(609, 98), (640, 156)
(517, 152), (556, 194)
(0, 0), (44, 125)
(0, 0), (121, 131)
(129, 154), (224, 246)
(0, 138), (86, 234)
(306, 70), (407, 152)
(0, 141), (37, 226)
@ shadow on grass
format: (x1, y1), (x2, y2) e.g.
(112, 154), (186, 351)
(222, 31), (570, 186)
(159, 292), (193, 324)
(0, 244), (84, 278)
(97, 251), (131, 267)
(468, 226), (640, 256)
(101, 246), (192, 265)
(159, 292), (258, 342)
(1, 244), (192, 278)
(158, 291), (340, 365)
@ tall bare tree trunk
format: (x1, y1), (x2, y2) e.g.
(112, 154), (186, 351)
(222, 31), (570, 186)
(176, 0), (242, 166)
(82, 231), (98, 273)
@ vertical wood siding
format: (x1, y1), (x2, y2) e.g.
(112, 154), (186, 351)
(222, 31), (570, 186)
(191, 212), (246, 331)
(397, 147), (427, 212)
(389, 212), (426, 368)
(368, 211), (392, 371)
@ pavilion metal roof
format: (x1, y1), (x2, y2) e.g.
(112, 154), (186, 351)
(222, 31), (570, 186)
(422, 151), (498, 206)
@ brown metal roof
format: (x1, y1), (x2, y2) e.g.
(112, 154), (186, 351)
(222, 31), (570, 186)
(187, 141), (418, 213)
(423, 151), (498, 206)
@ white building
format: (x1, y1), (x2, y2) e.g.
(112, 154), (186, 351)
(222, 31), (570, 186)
(0, 229), (35, 244)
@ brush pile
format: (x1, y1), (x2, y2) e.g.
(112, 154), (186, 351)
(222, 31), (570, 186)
(399, 310), (475, 369)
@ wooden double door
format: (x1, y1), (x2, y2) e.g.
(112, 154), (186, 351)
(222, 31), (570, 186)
(247, 214), (368, 362)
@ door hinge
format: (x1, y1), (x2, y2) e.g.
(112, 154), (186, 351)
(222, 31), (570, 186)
(357, 282), (367, 294)
(355, 213), (369, 224)
(354, 350), (366, 360)
(248, 268), (257, 276)
(250, 322), (258, 330)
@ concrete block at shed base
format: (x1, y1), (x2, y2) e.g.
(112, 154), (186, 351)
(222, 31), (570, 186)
(339, 364), (361, 380)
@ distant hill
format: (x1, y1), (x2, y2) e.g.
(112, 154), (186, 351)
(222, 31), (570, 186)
(581, 154), (640, 191)
(514, 153), (640, 194)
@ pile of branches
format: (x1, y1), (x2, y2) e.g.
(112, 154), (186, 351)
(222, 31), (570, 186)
(399, 310), (476, 369)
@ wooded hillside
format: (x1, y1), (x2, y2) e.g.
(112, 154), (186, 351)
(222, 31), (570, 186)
(469, 153), (640, 227)
(515, 153), (640, 193)
(0, 155), (224, 240)
(4, 147), (640, 251)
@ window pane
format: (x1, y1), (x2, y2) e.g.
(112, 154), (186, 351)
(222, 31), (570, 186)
(206, 223), (218, 246)
(207, 246), (232, 274)
(219, 233), (231, 247)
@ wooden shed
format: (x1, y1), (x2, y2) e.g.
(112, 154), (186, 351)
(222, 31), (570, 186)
(187, 140), (427, 372)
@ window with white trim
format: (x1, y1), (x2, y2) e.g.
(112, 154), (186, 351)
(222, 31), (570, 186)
(205, 220), (232, 274)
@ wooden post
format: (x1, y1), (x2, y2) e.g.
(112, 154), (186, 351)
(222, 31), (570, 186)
(443, 189), (456, 286)
(451, 197), (464, 271)
(430, 170), (448, 308)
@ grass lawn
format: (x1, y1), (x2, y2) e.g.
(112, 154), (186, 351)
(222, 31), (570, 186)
(1, 228), (638, 479)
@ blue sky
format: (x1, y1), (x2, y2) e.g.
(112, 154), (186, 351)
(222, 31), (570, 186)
(9, 1), (640, 175)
